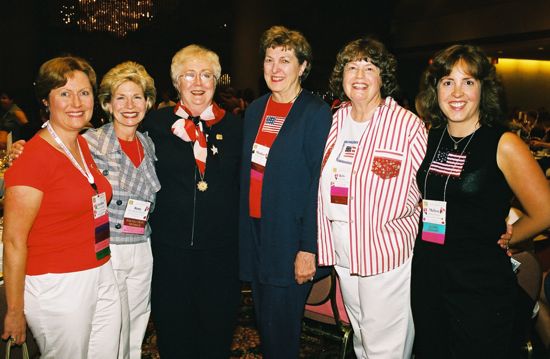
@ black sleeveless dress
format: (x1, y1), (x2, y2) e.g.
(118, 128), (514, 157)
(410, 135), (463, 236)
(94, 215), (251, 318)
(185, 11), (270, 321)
(411, 125), (518, 358)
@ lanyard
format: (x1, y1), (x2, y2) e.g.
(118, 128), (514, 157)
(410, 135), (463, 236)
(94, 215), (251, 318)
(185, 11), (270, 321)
(46, 121), (98, 193)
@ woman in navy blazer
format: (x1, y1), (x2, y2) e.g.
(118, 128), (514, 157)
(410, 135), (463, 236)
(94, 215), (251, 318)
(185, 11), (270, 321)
(239, 25), (332, 358)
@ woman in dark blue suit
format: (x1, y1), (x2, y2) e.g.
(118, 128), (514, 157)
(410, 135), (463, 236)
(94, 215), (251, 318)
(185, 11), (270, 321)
(239, 25), (332, 358)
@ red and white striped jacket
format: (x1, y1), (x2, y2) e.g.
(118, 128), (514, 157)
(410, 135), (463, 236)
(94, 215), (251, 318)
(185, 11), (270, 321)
(317, 97), (427, 276)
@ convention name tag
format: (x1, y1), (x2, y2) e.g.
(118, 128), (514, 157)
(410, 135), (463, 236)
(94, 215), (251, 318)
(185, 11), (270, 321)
(421, 199), (446, 245)
(330, 169), (349, 205)
(251, 143), (270, 168)
(92, 192), (110, 260)
(331, 186), (348, 204)
(92, 192), (108, 219)
(122, 199), (151, 235)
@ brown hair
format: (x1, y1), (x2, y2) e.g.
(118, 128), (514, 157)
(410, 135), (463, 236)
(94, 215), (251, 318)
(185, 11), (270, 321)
(260, 25), (312, 81)
(329, 37), (399, 101)
(35, 56), (97, 107)
(416, 44), (506, 128)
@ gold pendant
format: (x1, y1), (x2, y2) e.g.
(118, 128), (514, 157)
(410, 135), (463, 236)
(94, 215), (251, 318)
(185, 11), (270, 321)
(197, 180), (208, 192)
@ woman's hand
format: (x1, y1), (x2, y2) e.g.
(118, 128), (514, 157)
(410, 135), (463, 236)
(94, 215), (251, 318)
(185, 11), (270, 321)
(497, 223), (513, 256)
(294, 251), (316, 284)
(2, 311), (26, 344)
(8, 140), (26, 165)
(2, 186), (42, 346)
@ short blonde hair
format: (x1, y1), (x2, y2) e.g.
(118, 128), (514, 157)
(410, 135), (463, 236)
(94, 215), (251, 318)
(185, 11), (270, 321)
(98, 61), (156, 116)
(170, 44), (221, 93)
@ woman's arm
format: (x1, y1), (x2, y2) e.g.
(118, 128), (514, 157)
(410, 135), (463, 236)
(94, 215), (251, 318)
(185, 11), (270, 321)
(2, 186), (42, 344)
(530, 139), (550, 150)
(13, 110), (29, 125)
(498, 132), (550, 245)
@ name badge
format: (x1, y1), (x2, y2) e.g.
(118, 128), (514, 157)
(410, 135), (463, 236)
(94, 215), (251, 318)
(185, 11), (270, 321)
(92, 192), (108, 219)
(251, 143), (270, 168)
(92, 192), (110, 260)
(330, 170), (349, 205)
(421, 199), (446, 245)
(122, 199), (151, 235)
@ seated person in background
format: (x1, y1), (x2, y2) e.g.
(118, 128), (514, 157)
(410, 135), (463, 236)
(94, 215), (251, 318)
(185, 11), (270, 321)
(0, 90), (29, 146)
(529, 115), (550, 176)
(530, 115), (550, 150)
(216, 85), (245, 115)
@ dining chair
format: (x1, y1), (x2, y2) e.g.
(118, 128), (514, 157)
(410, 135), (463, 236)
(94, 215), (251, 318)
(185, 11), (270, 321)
(303, 268), (353, 359)
(513, 250), (543, 358)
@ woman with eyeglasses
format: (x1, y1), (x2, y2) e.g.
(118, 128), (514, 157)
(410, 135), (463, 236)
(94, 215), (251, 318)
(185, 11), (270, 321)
(141, 44), (242, 358)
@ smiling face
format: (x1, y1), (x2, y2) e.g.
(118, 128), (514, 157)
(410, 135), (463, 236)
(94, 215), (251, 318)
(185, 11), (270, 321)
(107, 80), (147, 130)
(263, 46), (306, 102)
(343, 59), (382, 108)
(176, 57), (216, 115)
(437, 60), (481, 127)
(46, 70), (94, 132)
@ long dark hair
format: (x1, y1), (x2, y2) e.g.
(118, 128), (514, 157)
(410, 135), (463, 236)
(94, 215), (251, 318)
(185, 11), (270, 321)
(416, 44), (506, 128)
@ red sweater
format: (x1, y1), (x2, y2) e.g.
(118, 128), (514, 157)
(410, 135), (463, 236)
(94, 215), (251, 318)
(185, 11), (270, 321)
(5, 135), (112, 275)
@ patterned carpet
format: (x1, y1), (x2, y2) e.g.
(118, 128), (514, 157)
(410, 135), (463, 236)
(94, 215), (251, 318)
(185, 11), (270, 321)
(141, 289), (354, 358)
(140, 290), (550, 358)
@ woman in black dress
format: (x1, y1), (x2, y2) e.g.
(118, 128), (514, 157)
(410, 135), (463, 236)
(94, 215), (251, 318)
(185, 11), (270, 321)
(412, 44), (550, 358)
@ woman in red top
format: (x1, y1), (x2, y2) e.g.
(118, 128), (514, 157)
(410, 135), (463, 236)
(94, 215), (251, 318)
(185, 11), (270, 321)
(2, 56), (121, 358)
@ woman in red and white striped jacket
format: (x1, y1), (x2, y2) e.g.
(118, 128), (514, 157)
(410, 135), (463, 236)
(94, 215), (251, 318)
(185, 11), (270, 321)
(317, 38), (427, 359)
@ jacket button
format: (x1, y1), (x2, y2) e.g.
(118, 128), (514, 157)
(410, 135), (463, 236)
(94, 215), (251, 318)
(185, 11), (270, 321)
(115, 223), (121, 229)
(116, 200), (123, 205)
(102, 169), (109, 176)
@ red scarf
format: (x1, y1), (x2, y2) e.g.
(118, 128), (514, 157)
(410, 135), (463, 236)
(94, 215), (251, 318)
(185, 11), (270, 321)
(171, 102), (225, 175)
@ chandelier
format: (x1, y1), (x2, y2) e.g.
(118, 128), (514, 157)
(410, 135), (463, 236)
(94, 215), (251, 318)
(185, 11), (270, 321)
(60, 0), (155, 38)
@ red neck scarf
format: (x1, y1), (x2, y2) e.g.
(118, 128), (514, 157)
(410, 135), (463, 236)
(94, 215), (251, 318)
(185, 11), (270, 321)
(171, 101), (225, 175)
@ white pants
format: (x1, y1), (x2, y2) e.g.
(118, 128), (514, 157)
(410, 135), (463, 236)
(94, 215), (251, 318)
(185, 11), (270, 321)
(110, 240), (153, 359)
(24, 261), (121, 359)
(333, 222), (414, 359)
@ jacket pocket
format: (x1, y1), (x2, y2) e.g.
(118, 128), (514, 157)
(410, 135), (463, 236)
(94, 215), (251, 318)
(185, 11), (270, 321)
(370, 149), (403, 179)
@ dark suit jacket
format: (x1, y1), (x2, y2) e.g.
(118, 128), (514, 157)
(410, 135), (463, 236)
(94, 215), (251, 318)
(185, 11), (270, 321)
(239, 90), (332, 286)
(142, 107), (243, 253)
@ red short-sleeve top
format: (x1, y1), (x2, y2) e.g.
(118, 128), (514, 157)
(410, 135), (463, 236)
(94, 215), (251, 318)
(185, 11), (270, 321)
(5, 135), (113, 275)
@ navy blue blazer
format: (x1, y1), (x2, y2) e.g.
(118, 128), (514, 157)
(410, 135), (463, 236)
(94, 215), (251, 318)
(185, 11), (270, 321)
(239, 90), (332, 286)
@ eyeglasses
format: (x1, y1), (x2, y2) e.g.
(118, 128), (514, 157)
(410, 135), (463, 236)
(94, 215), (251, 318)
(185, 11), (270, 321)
(180, 71), (215, 83)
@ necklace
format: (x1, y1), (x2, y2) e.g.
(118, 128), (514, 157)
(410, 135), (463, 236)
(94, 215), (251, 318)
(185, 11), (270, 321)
(290, 89), (302, 103)
(424, 126), (477, 201)
(273, 88), (302, 104)
(446, 124), (478, 150)
(197, 178), (208, 191)
(196, 164), (207, 191)
(189, 142), (208, 191)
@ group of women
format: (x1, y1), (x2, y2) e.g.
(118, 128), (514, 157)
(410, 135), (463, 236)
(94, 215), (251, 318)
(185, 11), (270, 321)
(2, 23), (550, 359)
